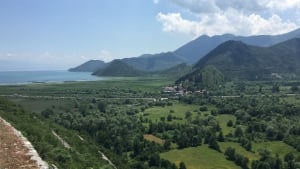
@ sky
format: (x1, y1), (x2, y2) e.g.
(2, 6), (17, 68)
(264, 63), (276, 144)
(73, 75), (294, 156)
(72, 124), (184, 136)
(0, 0), (300, 71)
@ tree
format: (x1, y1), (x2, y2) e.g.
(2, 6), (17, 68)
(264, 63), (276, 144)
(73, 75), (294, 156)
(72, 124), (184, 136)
(227, 120), (234, 127)
(258, 149), (271, 161)
(179, 161), (187, 169)
(240, 137), (252, 151)
(200, 106), (208, 111)
(218, 131), (225, 142)
(252, 161), (271, 169)
(235, 153), (249, 169)
(167, 114), (173, 121)
(41, 108), (54, 118)
(290, 85), (299, 93)
(272, 83), (280, 93)
(163, 140), (171, 150)
(284, 152), (295, 162)
(274, 154), (283, 169)
(149, 154), (160, 167)
(97, 102), (106, 113)
(208, 136), (221, 152)
(185, 111), (192, 119)
(235, 126), (244, 137)
(225, 147), (236, 161)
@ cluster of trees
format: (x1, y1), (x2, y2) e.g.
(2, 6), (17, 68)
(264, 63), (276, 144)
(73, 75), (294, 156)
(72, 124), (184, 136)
(252, 150), (300, 169)
(225, 147), (249, 169)
(40, 98), (182, 168)
(147, 114), (223, 150)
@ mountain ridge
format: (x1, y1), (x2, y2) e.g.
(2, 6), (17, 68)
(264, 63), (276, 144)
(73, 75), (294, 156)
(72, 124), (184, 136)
(69, 28), (300, 73)
(92, 59), (144, 77)
(175, 28), (300, 64)
(177, 38), (300, 89)
(69, 60), (106, 72)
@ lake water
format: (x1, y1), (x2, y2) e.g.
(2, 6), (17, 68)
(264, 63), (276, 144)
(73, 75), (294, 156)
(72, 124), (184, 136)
(0, 70), (103, 85)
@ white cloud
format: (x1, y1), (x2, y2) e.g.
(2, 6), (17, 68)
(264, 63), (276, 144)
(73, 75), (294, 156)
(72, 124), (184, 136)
(168, 0), (218, 13)
(98, 50), (114, 62)
(261, 0), (300, 11)
(168, 0), (300, 13)
(157, 0), (300, 36)
(80, 55), (89, 60)
(157, 10), (298, 37)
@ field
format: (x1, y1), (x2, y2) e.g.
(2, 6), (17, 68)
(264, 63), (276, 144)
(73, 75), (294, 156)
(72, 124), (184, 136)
(139, 101), (213, 123)
(253, 141), (300, 159)
(161, 145), (241, 169)
(219, 142), (258, 161)
(216, 114), (236, 135)
(143, 134), (165, 145)
(9, 98), (74, 113)
(0, 77), (172, 98)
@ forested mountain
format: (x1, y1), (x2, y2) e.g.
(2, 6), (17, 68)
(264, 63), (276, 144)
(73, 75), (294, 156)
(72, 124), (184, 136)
(92, 59), (144, 77)
(69, 60), (106, 72)
(122, 52), (184, 72)
(177, 38), (300, 89)
(174, 28), (300, 64)
(158, 63), (192, 78)
(70, 28), (300, 73)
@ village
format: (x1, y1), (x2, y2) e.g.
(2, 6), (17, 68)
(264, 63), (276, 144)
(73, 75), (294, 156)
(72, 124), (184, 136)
(161, 85), (207, 98)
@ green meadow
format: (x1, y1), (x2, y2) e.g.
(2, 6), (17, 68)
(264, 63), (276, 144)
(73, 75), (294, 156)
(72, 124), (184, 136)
(161, 145), (241, 169)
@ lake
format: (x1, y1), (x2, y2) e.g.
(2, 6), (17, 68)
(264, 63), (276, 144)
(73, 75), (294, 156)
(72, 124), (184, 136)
(0, 70), (103, 85)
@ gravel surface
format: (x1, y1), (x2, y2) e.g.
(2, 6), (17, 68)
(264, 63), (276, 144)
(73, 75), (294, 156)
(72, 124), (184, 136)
(0, 117), (48, 169)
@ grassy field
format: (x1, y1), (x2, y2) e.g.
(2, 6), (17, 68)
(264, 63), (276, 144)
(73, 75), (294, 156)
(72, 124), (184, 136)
(0, 77), (172, 97)
(220, 142), (258, 161)
(143, 134), (165, 145)
(161, 141), (300, 169)
(216, 114), (236, 135)
(252, 141), (300, 159)
(161, 145), (241, 169)
(221, 141), (300, 162)
(140, 101), (212, 123)
(10, 98), (74, 113)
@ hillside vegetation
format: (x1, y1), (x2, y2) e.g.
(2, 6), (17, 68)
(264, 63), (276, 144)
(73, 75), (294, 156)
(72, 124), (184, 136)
(69, 60), (106, 72)
(93, 59), (145, 77)
(177, 38), (300, 90)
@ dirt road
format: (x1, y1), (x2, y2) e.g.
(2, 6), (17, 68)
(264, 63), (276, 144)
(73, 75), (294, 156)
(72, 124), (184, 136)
(0, 117), (48, 169)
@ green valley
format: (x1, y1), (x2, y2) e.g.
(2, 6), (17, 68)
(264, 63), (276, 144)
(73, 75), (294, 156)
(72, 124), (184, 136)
(1, 77), (300, 169)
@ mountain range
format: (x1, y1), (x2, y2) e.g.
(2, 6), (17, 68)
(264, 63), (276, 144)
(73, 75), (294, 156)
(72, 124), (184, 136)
(92, 59), (144, 77)
(176, 38), (300, 89)
(175, 28), (300, 64)
(69, 60), (106, 72)
(70, 28), (300, 73)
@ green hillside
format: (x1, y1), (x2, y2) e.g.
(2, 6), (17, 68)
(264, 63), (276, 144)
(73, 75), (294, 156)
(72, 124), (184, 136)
(158, 63), (192, 78)
(69, 60), (106, 72)
(93, 59), (145, 77)
(177, 38), (300, 89)
(122, 52), (184, 72)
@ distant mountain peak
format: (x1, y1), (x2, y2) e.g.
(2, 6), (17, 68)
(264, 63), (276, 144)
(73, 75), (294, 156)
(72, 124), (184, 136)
(93, 59), (144, 77)
(174, 28), (300, 64)
(69, 60), (106, 72)
(178, 37), (300, 89)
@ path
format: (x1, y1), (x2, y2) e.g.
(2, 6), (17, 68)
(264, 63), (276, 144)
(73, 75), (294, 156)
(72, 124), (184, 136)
(0, 117), (48, 169)
(52, 130), (71, 149)
(0, 94), (156, 101)
(98, 151), (117, 169)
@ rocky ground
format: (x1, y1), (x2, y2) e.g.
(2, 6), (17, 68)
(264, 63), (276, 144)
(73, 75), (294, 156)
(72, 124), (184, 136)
(0, 117), (48, 169)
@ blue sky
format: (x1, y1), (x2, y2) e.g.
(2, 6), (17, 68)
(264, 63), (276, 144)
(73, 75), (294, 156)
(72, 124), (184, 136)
(0, 0), (300, 71)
